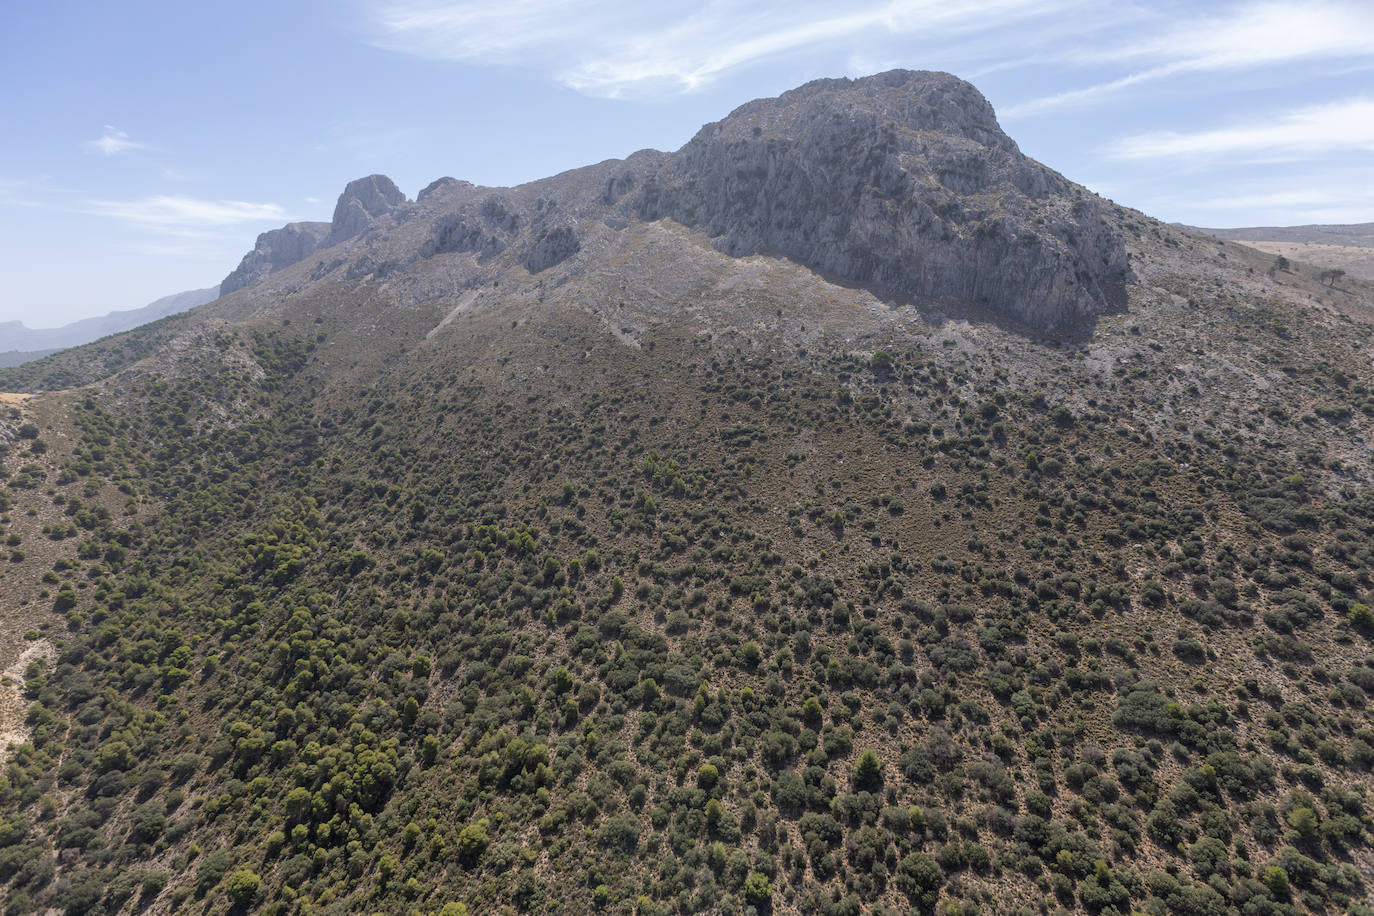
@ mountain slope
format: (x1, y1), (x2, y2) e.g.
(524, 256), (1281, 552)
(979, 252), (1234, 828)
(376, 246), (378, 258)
(1, 71), (1373, 916)
(0, 348), (58, 369)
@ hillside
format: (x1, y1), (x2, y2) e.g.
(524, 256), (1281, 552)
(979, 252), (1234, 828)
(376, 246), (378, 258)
(0, 287), (219, 368)
(1, 70), (1374, 916)
(1193, 224), (1374, 283)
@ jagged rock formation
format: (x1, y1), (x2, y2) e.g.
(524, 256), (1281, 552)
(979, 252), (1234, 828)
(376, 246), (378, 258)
(419, 193), (521, 262)
(219, 176), (409, 295)
(327, 174), (407, 244)
(219, 70), (1134, 332)
(634, 70), (1130, 329)
(417, 177), (467, 203)
(220, 223), (330, 295)
(522, 225), (580, 273)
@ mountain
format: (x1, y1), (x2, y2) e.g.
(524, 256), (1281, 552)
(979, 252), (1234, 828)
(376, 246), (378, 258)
(1192, 223), (1374, 282)
(209, 71), (1129, 335)
(0, 286), (219, 367)
(1, 71), (1373, 916)
(0, 347), (59, 369)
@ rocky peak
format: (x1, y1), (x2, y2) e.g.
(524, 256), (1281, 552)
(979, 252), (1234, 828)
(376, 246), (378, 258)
(220, 176), (409, 295)
(633, 69), (1130, 331)
(220, 222), (330, 296)
(328, 174), (407, 244)
(712, 70), (1017, 155)
(417, 177), (470, 204)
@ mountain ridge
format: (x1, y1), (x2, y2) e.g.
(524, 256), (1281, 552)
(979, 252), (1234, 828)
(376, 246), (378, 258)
(0, 286), (218, 364)
(215, 70), (1131, 334)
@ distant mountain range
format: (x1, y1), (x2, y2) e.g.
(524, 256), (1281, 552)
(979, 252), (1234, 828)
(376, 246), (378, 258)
(1192, 222), (1374, 281)
(0, 286), (219, 367)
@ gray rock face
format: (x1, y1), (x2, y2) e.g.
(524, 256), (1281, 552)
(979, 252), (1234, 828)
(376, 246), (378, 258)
(220, 222), (330, 295)
(518, 198), (581, 273)
(420, 194), (522, 261)
(328, 174), (407, 244)
(220, 176), (408, 295)
(523, 225), (580, 273)
(634, 69), (1131, 330)
(418, 177), (468, 203)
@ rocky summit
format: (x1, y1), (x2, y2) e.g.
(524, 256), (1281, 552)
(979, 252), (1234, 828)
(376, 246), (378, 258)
(635, 71), (1131, 331)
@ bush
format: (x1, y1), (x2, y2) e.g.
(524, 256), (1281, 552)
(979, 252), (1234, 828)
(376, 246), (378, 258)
(226, 869), (261, 904)
(456, 818), (490, 861)
(596, 813), (640, 852)
(853, 749), (882, 789)
(743, 871), (772, 907)
(1173, 638), (1207, 663)
(196, 850), (234, 895)
(896, 852), (943, 908)
(1261, 865), (1290, 896)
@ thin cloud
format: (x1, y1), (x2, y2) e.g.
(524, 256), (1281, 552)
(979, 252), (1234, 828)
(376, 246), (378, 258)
(1005, 0), (1374, 116)
(87, 196), (289, 234)
(1105, 97), (1374, 160)
(1088, 0), (1374, 72)
(1193, 172), (1374, 222)
(368, 0), (1074, 98)
(86, 126), (154, 156)
(1100, 164), (1374, 227)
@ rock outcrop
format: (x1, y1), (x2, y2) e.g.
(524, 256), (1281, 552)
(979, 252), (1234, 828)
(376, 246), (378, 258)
(220, 222), (330, 295)
(420, 193), (522, 262)
(635, 70), (1131, 330)
(327, 174), (407, 245)
(220, 176), (408, 295)
(417, 177), (467, 204)
(522, 225), (580, 273)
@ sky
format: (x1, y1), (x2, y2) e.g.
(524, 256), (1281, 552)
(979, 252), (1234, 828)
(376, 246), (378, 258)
(2, 0), (1373, 329)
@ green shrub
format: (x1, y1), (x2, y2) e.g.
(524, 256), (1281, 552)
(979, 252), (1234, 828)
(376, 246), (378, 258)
(226, 869), (261, 904)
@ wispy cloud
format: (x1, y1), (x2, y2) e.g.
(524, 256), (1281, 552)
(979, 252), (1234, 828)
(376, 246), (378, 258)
(87, 196), (288, 235)
(1105, 96), (1374, 160)
(1006, 0), (1374, 116)
(1100, 162), (1374, 226)
(368, 0), (1072, 98)
(85, 126), (155, 156)
(1197, 187), (1374, 216)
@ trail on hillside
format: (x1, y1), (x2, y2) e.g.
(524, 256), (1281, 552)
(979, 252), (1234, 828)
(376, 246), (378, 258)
(0, 638), (53, 765)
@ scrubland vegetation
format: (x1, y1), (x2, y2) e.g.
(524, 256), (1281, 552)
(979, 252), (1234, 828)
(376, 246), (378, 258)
(0, 233), (1373, 916)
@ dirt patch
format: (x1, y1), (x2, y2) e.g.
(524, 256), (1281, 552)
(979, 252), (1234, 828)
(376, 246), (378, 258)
(0, 637), (54, 764)
(0, 392), (31, 408)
